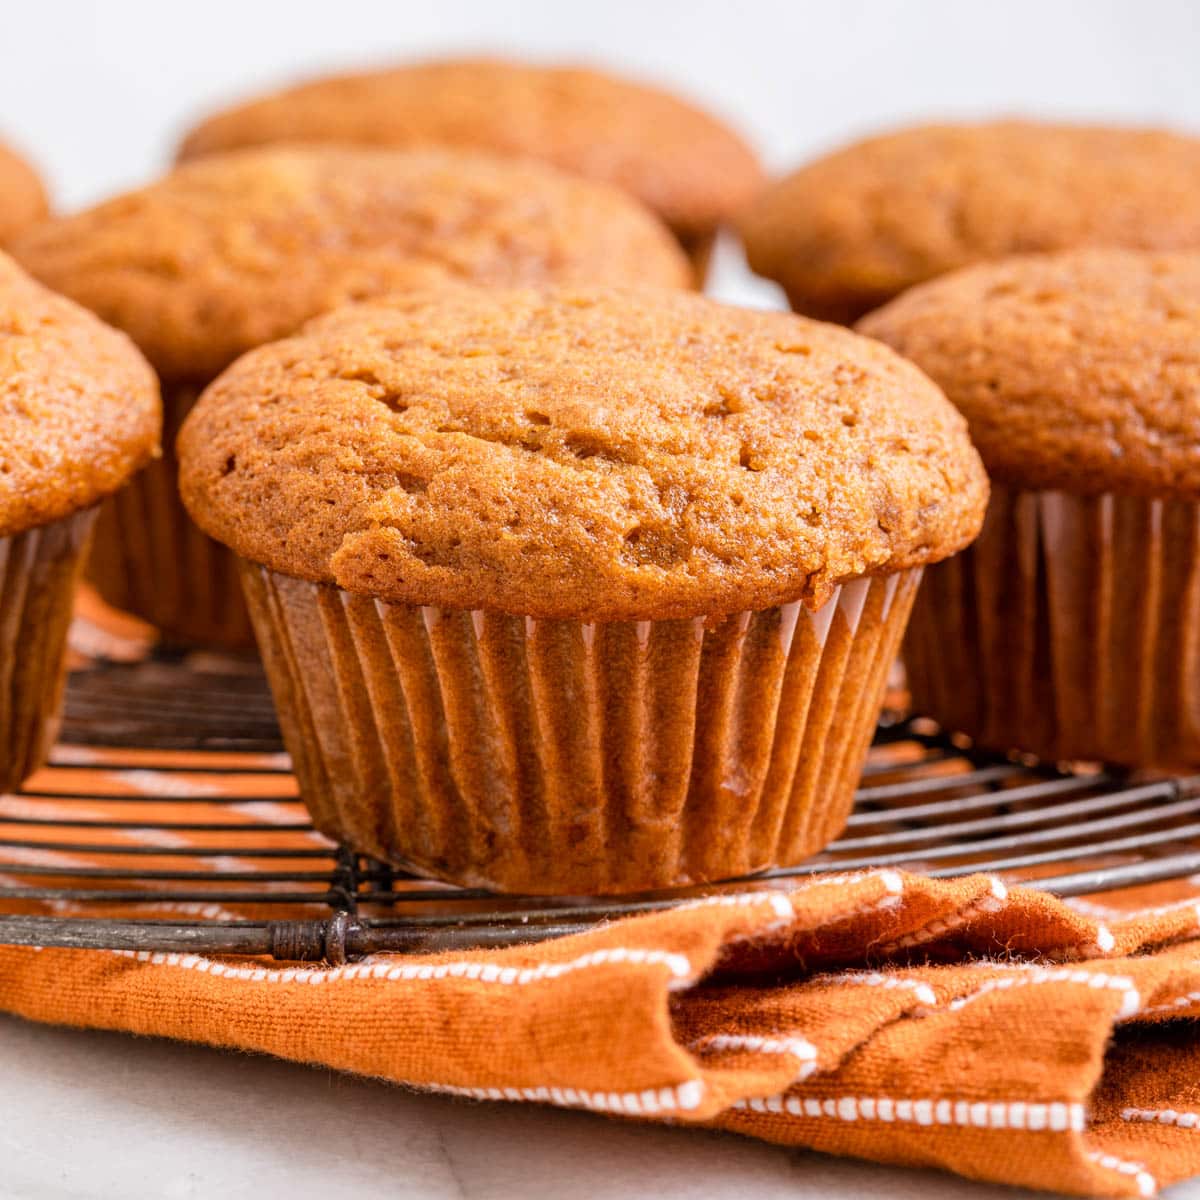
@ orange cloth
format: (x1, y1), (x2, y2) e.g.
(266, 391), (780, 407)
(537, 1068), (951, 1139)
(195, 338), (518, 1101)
(3, 752), (1200, 1197)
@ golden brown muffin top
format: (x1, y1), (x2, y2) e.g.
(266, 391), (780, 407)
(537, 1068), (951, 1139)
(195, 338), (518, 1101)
(10, 146), (691, 384)
(0, 139), (49, 246)
(179, 285), (987, 620)
(740, 121), (1200, 324)
(0, 253), (159, 536)
(175, 58), (764, 239)
(859, 250), (1200, 497)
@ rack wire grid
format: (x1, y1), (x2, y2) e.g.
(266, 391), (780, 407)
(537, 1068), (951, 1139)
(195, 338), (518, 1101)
(2, 655), (1200, 963)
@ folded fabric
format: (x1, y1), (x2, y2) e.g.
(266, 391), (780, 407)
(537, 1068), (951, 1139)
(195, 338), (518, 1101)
(3, 852), (1200, 1197)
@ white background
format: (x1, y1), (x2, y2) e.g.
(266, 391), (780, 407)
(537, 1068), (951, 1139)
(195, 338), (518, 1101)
(4, 1), (1200, 215)
(3, 2), (1200, 1197)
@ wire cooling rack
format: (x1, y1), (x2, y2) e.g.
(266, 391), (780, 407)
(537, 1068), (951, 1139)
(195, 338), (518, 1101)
(2, 657), (1199, 961)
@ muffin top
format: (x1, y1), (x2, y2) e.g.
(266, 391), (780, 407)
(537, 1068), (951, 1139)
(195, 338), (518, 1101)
(179, 286), (987, 621)
(0, 140), (48, 245)
(740, 121), (1200, 324)
(175, 58), (764, 239)
(0, 253), (159, 536)
(859, 250), (1200, 497)
(10, 146), (691, 383)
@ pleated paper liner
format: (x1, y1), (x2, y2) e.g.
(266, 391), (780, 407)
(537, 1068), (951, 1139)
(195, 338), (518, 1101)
(86, 382), (256, 649)
(0, 506), (96, 791)
(241, 562), (921, 894)
(905, 486), (1200, 766)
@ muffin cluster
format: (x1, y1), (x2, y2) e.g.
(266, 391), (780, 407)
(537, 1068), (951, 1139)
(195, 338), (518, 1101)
(6, 55), (1200, 893)
(11, 145), (690, 645)
(175, 57), (765, 279)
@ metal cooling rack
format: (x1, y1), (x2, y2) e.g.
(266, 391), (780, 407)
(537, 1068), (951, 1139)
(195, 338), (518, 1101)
(2, 658), (1199, 961)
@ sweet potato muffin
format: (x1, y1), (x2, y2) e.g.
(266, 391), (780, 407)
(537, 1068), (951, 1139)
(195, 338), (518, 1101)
(0, 139), (48, 245)
(11, 145), (689, 646)
(742, 121), (1200, 323)
(176, 57), (764, 279)
(861, 248), (1200, 765)
(0, 252), (158, 788)
(179, 284), (987, 893)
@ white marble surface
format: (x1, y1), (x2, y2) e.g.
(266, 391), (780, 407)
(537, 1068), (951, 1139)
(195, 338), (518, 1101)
(0, 1014), (1017, 1200)
(0, 1012), (1196, 1200)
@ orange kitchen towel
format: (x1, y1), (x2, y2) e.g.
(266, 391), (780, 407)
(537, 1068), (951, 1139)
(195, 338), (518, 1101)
(3, 862), (1200, 1197)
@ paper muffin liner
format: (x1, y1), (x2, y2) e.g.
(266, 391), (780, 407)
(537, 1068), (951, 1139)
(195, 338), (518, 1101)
(905, 486), (1200, 766)
(87, 383), (255, 648)
(240, 561), (921, 894)
(0, 507), (96, 792)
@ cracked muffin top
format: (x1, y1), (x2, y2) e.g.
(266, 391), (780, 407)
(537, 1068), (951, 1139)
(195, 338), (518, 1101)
(178, 285), (987, 621)
(0, 140), (48, 245)
(9, 145), (691, 383)
(740, 121), (1200, 324)
(0, 253), (159, 536)
(859, 249), (1200, 497)
(175, 58), (763, 246)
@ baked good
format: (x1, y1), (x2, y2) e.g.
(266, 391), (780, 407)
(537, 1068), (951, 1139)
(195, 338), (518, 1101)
(742, 121), (1200, 323)
(179, 284), (987, 893)
(0, 139), (48, 245)
(860, 248), (1200, 764)
(11, 145), (690, 646)
(0, 252), (158, 787)
(176, 57), (764, 279)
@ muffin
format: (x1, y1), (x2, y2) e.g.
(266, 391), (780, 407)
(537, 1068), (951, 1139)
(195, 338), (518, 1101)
(741, 121), (1200, 324)
(175, 57), (764, 280)
(11, 145), (690, 647)
(178, 285), (987, 894)
(861, 249), (1200, 765)
(0, 139), (48, 245)
(0, 253), (158, 789)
